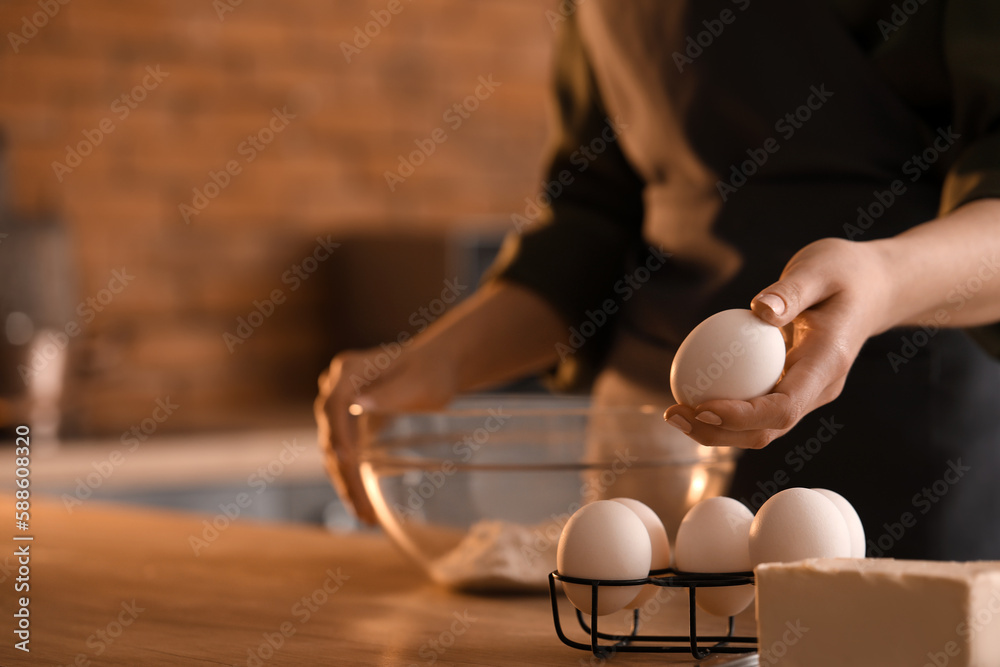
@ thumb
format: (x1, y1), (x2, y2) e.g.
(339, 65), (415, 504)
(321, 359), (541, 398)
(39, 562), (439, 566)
(750, 261), (838, 328)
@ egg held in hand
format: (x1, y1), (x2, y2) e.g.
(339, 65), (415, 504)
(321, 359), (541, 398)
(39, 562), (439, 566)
(610, 498), (671, 609)
(670, 309), (786, 406)
(749, 487), (852, 567)
(674, 496), (756, 617)
(556, 500), (652, 616)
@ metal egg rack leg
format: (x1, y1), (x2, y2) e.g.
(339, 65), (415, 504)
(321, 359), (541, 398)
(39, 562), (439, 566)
(548, 568), (758, 659)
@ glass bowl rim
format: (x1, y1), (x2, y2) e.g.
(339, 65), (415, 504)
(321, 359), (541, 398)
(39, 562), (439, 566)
(354, 395), (739, 465)
(353, 394), (668, 419)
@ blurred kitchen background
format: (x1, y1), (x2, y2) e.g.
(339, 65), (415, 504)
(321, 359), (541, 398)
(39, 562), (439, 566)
(0, 0), (557, 525)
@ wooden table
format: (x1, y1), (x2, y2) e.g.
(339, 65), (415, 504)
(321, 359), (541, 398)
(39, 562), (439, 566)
(0, 497), (756, 666)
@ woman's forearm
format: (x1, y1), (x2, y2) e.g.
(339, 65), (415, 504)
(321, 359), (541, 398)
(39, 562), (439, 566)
(409, 279), (570, 394)
(871, 199), (1000, 332)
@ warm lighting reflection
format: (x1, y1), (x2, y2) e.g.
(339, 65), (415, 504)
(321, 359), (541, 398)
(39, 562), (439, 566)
(25, 328), (65, 438)
(5, 312), (33, 345)
(686, 467), (709, 506)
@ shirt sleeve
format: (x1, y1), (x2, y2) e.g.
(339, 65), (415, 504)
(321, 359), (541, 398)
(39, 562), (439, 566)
(483, 16), (646, 390)
(939, 1), (1000, 212)
(939, 0), (1000, 354)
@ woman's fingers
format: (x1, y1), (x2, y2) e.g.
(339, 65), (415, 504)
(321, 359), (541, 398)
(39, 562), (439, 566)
(689, 393), (800, 433)
(663, 402), (781, 449)
(315, 354), (381, 525)
(315, 347), (455, 525)
(751, 238), (856, 328)
(329, 380), (380, 524)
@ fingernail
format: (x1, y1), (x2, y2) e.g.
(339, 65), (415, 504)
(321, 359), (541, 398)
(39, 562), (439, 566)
(696, 411), (722, 425)
(755, 293), (786, 317)
(666, 415), (692, 434)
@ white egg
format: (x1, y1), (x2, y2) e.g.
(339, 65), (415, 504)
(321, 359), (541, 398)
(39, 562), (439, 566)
(749, 488), (852, 567)
(556, 500), (652, 616)
(675, 496), (756, 617)
(610, 498), (671, 609)
(812, 488), (866, 558)
(670, 309), (786, 406)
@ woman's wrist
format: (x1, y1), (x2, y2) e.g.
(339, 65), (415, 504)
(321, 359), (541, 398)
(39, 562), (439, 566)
(863, 235), (921, 335)
(404, 332), (464, 398)
(865, 199), (1000, 331)
(401, 279), (568, 398)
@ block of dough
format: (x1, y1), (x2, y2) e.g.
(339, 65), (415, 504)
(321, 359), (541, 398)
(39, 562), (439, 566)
(755, 558), (1000, 667)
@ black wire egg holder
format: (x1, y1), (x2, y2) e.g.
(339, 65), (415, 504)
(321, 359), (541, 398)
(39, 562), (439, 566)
(549, 567), (757, 659)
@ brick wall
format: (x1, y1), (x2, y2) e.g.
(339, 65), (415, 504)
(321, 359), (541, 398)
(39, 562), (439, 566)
(0, 0), (556, 435)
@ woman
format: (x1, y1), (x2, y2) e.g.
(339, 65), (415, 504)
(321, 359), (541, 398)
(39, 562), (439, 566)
(317, 1), (1000, 559)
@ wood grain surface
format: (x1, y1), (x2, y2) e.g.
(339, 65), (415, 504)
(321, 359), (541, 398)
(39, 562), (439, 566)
(0, 496), (756, 666)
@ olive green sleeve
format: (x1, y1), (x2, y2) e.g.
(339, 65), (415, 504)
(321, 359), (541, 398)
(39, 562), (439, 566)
(939, 0), (1000, 355)
(483, 17), (646, 389)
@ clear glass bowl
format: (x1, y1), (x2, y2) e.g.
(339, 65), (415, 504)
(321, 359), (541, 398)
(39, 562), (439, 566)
(357, 395), (739, 592)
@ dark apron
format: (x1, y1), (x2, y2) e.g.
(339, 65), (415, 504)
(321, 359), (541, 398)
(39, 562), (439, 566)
(579, 0), (1000, 559)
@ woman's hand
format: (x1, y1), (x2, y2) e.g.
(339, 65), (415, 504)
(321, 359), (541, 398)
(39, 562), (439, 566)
(314, 280), (570, 523)
(663, 199), (1000, 448)
(664, 237), (893, 449)
(314, 345), (456, 524)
